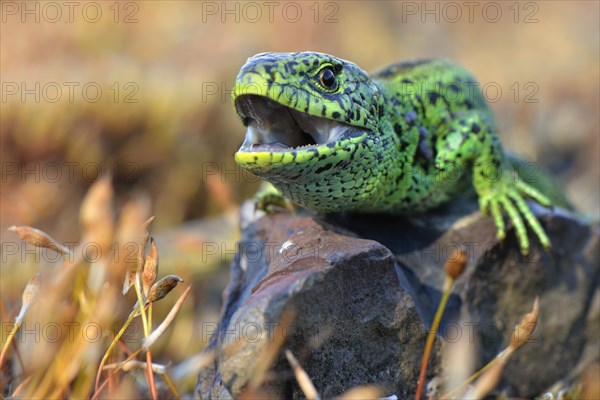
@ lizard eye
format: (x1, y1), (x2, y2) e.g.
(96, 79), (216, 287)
(319, 67), (337, 90)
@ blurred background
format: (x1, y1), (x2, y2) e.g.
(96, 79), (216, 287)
(1, 0), (598, 395)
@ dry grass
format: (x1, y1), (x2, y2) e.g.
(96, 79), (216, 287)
(0, 178), (211, 398)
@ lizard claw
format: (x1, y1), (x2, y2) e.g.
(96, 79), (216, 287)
(489, 199), (506, 240)
(479, 178), (551, 255)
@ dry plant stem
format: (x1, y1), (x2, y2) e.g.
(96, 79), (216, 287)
(285, 349), (321, 400)
(94, 348), (143, 398)
(146, 350), (158, 400)
(116, 275), (157, 400)
(0, 311), (26, 368)
(143, 285), (192, 350)
(95, 306), (144, 390)
(415, 276), (453, 400)
(113, 347), (143, 374)
(96, 361), (179, 399)
(135, 272), (150, 336)
(1, 274), (41, 369)
(0, 301), (25, 373)
(440, 349), (512, 400)
(162, 372), (180, 399)
(103, 360), (165, 373)
(91, 378), (110, 400)
(11, 375), (33, 397)
(0, 322), (18, 367)
(467, 350), (511, 399)
(441, 297), (539, 399)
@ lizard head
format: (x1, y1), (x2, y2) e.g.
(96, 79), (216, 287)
(232, 52), (390, 212)
(233, 52), (382, 174)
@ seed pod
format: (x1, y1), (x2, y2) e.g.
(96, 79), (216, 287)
(509, 296), (540, 350)
(117, 197), (152, 294)
(147, 275), (183, 304)
(137, 217), (154, 273)
(444, 249), (468, 280)
(8, 226), (71, 256)
(15, 273), (42, 324)
(79, 174), (114, 247)
(22, 272), (42, 309)
(142, 238), (159, 298)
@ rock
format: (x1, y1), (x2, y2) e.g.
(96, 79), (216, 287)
(196, 202), (440, 399)
(196, 194), (599, 399)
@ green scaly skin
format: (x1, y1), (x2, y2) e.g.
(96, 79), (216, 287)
(232, 52), (555, 255)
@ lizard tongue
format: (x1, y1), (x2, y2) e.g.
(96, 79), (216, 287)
(242, 120), (311, 150)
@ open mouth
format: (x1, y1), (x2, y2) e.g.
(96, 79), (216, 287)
(236, 95), (350, 152)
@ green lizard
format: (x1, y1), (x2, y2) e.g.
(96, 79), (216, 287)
(232, 52), (562, 255)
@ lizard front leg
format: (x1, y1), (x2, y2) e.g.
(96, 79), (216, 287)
(435, 111), (552, 255)
(254, 182), (293, 212)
